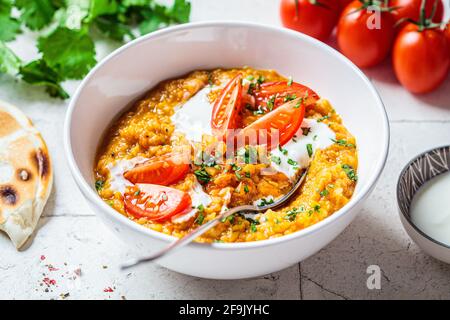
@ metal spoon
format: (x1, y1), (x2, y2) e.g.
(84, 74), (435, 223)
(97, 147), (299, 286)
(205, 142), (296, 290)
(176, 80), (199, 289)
(121, 169), (308, 270)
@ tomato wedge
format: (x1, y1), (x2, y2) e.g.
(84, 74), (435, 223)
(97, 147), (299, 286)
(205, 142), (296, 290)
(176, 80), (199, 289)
(254, 81), (318, 110)
(124, 184), (192, 222)
(235, 97), (308, 150)
(124, 153), (189, 186)
(211, 74), (243, 137)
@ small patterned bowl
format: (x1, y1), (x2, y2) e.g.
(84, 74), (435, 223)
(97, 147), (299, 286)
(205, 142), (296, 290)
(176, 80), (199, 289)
(397, 145), (450, 263)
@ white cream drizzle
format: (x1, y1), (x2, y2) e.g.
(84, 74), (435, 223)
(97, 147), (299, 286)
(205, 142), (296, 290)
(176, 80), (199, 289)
(107, 156), (149, 194)
(269, 118), (335, 180)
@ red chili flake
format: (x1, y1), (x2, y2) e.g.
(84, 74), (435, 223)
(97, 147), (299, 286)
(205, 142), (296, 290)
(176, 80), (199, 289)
(103, 287), (114, 293)
(40, 255), (46, 261)
(43, 278), (56, 286)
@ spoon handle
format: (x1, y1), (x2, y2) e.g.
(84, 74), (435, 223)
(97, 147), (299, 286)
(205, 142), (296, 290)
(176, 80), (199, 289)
(121, 204), (255, 270)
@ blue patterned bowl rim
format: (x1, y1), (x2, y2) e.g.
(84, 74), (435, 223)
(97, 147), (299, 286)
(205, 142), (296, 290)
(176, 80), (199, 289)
(396, 145), (450, 249)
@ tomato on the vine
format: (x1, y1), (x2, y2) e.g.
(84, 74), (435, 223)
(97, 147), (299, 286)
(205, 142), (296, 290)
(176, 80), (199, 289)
(280, 0), (340, 41)
(391, 0), (444, 28)
(337, 1), (396, 68)
(393, 23), (449, 93)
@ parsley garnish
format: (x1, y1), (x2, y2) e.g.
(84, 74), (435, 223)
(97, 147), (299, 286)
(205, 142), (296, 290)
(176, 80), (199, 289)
(194, 168), (211, 184)
(271, 155), (281, 165)
(332, 138), (355, 148)
(287, 76), (293, 86)
(257, 75), (265, 84)
(250, 223), (258, 233)
(266, 95), (275, 111)
(95, 180), (105, 191)
(285, 207), (300, 221)
(306, 144), (313, 158)
(257, 197), (275, 207)
(342, 164), (358, 181)
(195, 212), (205, 225)
(0, 0), (191, 99)
(278, 144), (288, 155)
(284, 94), (297, 102)
(287, 158), (298, 166)
(244, 185), (249, 193)
(320, 189), (329, 197)
(317, 115), (330, 122)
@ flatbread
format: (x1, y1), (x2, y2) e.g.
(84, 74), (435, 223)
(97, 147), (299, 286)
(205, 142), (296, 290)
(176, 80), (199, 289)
(0, 100), (53, 249)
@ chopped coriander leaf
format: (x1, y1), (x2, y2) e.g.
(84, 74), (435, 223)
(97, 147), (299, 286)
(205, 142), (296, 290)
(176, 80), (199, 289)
(197, 204), (205, 212)
(195, 212), (205, 225)
(244, 185), (249, 193)
(278, 145), (288, 155)
(287, 158), (298, 166)
(245, 171), (251, 178)
(284, 94), (297, 102)
(247, 82), (256, 94)
(235, 171), (242, 180)
(314, 204), (321, 212)
(231, 163), (241, 171)
(306, 144), (313, 158)
(266, 95), (275, 111)
(285, 207), (299, 221)
(246, 75), (254, 81)
(95, 180), (105, 191)
(342, 164), (358, 181)
(317, 115), (330, 122)
(250, 223), (257, 233)
(313, 135), (318, 141)
(257, 75), (265, 84)
(257, 197), (275, 207)
(287, 76), (293, 86)
(331, 138), (355, 148)
(293, 101), (301, 108)
(271, 155), (281, 165)
(320, 189), (329, 197)
(327, 184), (335, 189)
(194, 168), (211, 183)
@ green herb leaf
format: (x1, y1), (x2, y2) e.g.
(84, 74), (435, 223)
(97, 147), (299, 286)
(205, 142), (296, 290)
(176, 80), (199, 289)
(243, 185), (249, 193)
(194, 167), (211, 184)
(15, 0), (56, 31)
(306, 143), (313, 158)
(195, 212), (205, 225)
(0, 41), (21, 75)
(19, 59), (69, 99)
(342, 164), (358, 182)
(287, 158), (298, 166)
(271, 155), (281, 165)
(38, 27), (97, 80)
(331, 138), (355, 148)
(95, 179), (105, 191)
(0, 15), (21, 41)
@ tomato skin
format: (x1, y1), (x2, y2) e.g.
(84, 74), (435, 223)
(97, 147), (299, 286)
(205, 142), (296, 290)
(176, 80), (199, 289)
(254, 81), (319, 110)
(445, 23), (450, 58)
(280, 0), (340, 41)
(338, 0), (353, 11)
(124, 153), (189, 186)
(391, 0), (444, 28)
(393, 23), (450, 94)
(337, 1), (395, 68)
(124, 184), (192, 222)
(235, 97), (308, 150)
(211, 74), (243, 137)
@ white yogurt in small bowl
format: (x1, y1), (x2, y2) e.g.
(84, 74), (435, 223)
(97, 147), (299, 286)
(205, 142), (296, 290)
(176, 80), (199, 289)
(397, 146), (450, 263)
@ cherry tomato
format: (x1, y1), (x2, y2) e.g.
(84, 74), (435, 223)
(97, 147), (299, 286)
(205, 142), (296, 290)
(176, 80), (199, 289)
(338, 0), (353, 11)
(124, 184), (192, 222)
(337, 1), (396, 68)
(391, 0), (444, 28)
(235, 97), (309, 150)
(254, 81), (319, 111)
(124, 153), (189, 186)
(393, 23), (449, 93)
(211, 74), (243, 137)
(280, 0), (340, 41)
(445, 23), (450, 57)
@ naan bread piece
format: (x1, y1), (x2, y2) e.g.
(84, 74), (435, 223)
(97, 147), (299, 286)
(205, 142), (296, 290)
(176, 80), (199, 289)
(0, 100), (53, 249)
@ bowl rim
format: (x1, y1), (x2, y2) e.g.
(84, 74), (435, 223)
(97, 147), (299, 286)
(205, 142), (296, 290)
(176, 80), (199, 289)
(64, 20), (390, 251)
(396, 145), (450, 250)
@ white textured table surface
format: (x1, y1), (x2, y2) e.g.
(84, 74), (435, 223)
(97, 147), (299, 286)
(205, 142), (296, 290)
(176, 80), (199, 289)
(1, 0), (450, 300)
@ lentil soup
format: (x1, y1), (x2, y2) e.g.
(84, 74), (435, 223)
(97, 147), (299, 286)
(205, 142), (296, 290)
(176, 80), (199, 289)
(94, 67), (358, 243)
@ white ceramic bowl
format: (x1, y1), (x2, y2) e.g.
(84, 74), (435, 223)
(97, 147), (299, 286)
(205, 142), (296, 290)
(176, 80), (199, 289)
(64, 22), (389, 279)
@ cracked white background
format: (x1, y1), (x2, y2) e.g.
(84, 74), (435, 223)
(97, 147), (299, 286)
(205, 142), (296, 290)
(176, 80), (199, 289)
(1, 0), (450, 300)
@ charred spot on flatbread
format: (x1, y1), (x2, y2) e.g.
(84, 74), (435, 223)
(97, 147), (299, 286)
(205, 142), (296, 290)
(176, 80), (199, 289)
(17, 168), (31, 181)
(0, 185), (18, 206)
(31, 149), (50, 179)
